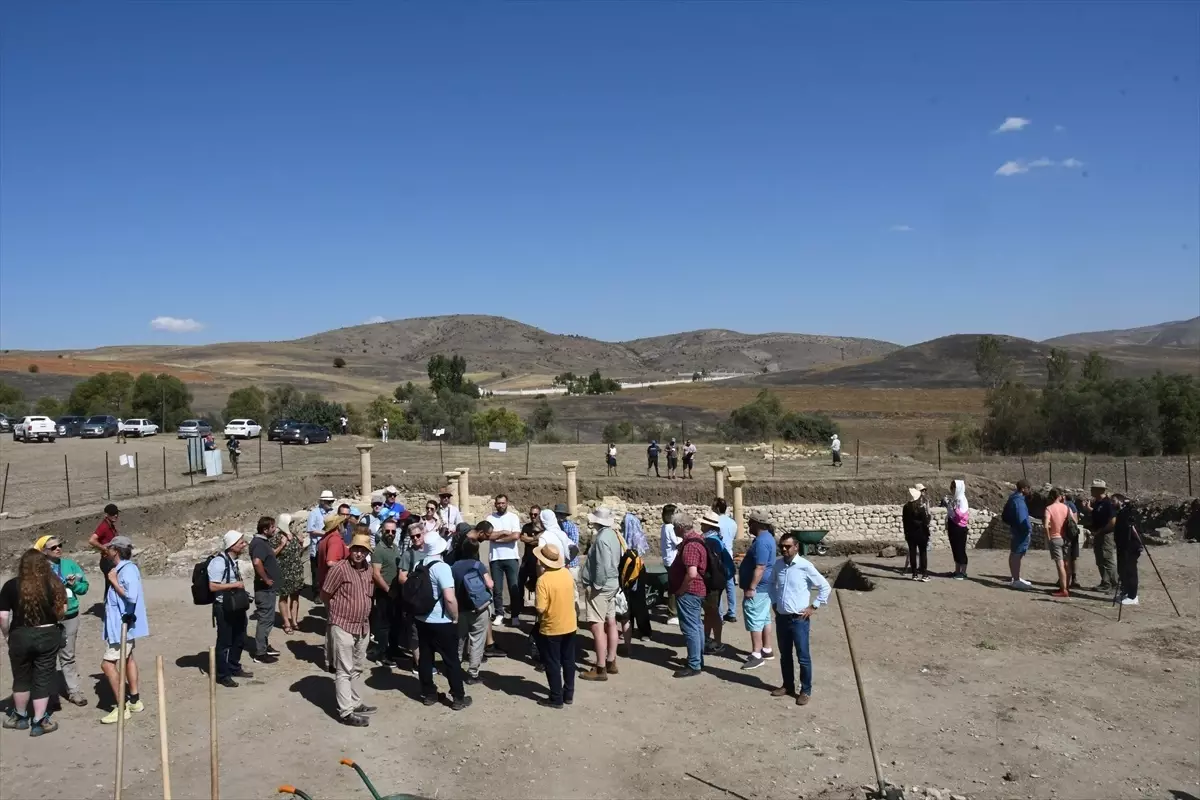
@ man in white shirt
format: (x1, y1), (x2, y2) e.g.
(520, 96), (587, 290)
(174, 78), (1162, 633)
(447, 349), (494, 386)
(767, 531), (832, 706)
(831, 434), (842, 467)
(659, 503), (681, 625)
(307, 490), (336, 601)
(436, 487), (464, 533)
(484, 494), (522, 626)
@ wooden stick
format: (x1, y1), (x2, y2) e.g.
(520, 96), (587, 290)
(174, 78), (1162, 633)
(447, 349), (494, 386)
(156, 656), (172, 800)
(835, 590), (887, 794)
(114, 622), (128, 800)
(209, 646), (219, 800)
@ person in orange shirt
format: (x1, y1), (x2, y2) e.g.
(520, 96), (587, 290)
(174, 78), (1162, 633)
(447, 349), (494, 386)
(1043, 489), (1076, 598)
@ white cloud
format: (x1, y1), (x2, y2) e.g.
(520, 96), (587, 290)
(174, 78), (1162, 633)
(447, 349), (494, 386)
(1054, 124), (1066, 133)
(363, 315), (386, 325)
(995, 160), (1029, 176)
(149, 316), (204, 333)
(1061, 157), (1084, 168)
(994, 116), (1032, 133)
(1028, 157), (1055, 168)
(888, 224), (914, 233)
(995, 157), (1085, 177)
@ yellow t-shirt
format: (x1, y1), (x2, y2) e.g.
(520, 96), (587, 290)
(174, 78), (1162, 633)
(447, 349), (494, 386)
(535, 567), (577, 636)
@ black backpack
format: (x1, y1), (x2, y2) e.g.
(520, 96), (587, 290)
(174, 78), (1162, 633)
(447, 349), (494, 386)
(191, 555), (217, 605)
(401, 562), (438, 616)
(701, 538), (727, 592)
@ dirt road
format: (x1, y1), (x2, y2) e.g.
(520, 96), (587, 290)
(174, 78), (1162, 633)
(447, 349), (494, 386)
(2, 547), (1197, 800)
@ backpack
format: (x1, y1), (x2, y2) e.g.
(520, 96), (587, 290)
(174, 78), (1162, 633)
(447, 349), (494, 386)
(1064, 511), (1081, 540)
(191, 555), (217, 605)
(401, 561), (438, 616)
(618, 547), (644, 590)
(701, 537), (727, 592)
(456, 562), (491, 611)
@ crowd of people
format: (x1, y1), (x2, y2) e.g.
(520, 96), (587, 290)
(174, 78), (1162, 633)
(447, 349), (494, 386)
(1, 472), (1173, 736)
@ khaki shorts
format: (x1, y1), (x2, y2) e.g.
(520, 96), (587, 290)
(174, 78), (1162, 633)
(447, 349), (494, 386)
(1048, 537), (1066, 564)
(102, 640), (135, 662)
(582, 586), (619, 624)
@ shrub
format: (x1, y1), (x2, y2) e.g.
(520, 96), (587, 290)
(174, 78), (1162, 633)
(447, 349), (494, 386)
(601, 421), (635, 443)
(946, 418), (983, 455)
(778, 411), (838, 444)
(27, 364), (38, 373)
(333, 357), (346, 368)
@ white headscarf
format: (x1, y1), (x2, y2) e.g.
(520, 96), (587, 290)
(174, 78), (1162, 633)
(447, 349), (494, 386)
(950, 479), (969, 519)
(538, 509), (572, 555)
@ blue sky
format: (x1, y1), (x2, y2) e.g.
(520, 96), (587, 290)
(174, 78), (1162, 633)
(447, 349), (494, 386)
(2, 2), (1197, 350)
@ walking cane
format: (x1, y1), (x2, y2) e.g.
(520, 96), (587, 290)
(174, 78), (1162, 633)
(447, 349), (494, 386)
(114, 622), (129, 800)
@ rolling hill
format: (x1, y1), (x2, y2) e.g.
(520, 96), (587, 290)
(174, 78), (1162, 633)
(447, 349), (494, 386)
(1044, 316), (1200, 349)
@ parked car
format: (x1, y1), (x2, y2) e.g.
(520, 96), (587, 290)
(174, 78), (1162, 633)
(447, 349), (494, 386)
(56, 416), (87, 437)
(121, 418), (160, 437)
(277, 423), (332, 445)
(13, 416), (57, 443)
(177, 419), (213, 438)
(0, 413), (12, 433)
(267, 419), (299, 441)
(81, 415), (120, 438)
(223, 418), (262, 439)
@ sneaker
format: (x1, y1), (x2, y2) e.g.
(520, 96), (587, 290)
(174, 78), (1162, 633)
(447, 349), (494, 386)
(796, 692), (811, 706)
(506, 617), (519, 628)
(1094, 583), (1114, 594)
(126, 699), (145, 714)
(563, 696), (574, 705)
(741, 654), (765, 671)
(1013, 578), (1032, 588)
(378, 656), (395, 668)
(354, 704), (378, 714)
(760, 649), (775, 661)
(216, 677), (239, 689)
(421, 694), (439, 706)
(538, 698), (564, 709)
(493, 614), (504, 625)
(919, 576), (931, 582)
(263, 647), (281, 657)
(464, 675), (481, 686)
(30, 715), (58, 737)
(100, 707), (132, 724)
(1051, 589), (1071, 598)
(909, 574), (918, 580)
(1120, 596), (1140, 606)
(952, 573), (965, 581)
(67, 693), (89, 707)
(340, 713), (370, 727)
(703, 642), (726, 656)
(250, 654), (277, 664)
(579, 666), (608, 682)
(231, 668), (255, 679)
(450, 696), (473, 712)
(666, 617), (679, 626)
(770, 686), (795, 698)
(672, 668), (701, 679)
(3, 711), (29, 730)
(606, 659), (619, 675)
(484, 645), (505, 658)
(723, 613), (737, 623)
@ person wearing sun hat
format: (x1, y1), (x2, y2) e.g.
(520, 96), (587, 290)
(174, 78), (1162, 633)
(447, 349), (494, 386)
(307, 490), (337, 599)
(436, 487), (463, 532)
(381, 486), (406, 520)
(533, 542), (576, 708)
(413, 532), (472, 711)
(901, 488), (931, 582)
(207, 530), (253, 688)
(34, 536), (90, 706)
(321, 531), (377, 726)
(579, 506), (622, 681)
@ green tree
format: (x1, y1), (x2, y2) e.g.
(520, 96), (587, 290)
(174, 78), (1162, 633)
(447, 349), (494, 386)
(528, 399), (555, 432)
(393, 381), (419, 403)
(427, 354), (468, 395)
(278, 392), (346, 429)
(1045, 348), (1073, 388)
(946, 417), (983, 455)
(470, 407), (526, 445)
(0, 381), (25, 416)
(982, 381), (1045, 454)
(223, 386), (267, 422)
(778, 411), (838, 443)
(974, 335), (1014, 389)
(34, 396), (64, 417)
(1151, 373), (1200, 455)
(1081, 351), (1112, 383)
(723, 389), (785, 441)
(586, 369), (621, 395)
(601, 420), (635, 443)
(131, 373), (193, 430)
(67, 372), (135, 416)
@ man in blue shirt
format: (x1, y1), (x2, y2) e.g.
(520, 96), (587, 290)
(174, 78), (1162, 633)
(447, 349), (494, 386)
(700, 511), (735, 655)
(381, 486), (406, 520)
(768, 532), (831, 706)
(738, 514), (777, 671)
(1004, 480), (1034, 588)
(100, 536), (150, 724)
(713, 499), (738, 623)
(414, 533), (471, 711)
(646, 441), (661, 478)
(307, 490), (335, 599)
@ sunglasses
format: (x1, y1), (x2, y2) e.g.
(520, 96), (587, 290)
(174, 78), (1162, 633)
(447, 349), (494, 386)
(47, 544), (63, 552)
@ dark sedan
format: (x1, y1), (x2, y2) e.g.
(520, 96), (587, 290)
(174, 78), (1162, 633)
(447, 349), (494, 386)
(81, 415), (120, 438)
(267, 418), (300, 441)
(56, 416), (87, 437)
(277, 423), (331, 445)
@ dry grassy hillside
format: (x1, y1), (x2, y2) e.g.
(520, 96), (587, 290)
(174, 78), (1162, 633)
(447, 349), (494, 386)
(1045, 316), (1200, 349)
(621, 328), (897, 374)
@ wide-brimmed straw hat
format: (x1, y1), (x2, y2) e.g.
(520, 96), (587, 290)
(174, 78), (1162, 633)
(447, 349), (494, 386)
(323, 514), (347, 533)
(319, 490), (335, 502)
(349, 533), (373, 552)
(222, 530), (245, 550)
(533, 543), (564, 569)
(587, 507), (615, 528)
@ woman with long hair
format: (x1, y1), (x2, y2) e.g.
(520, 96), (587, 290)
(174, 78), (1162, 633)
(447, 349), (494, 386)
(0, 549), (67, 735)
(946, 479), (971, 580)
(273, 514), (306, 635)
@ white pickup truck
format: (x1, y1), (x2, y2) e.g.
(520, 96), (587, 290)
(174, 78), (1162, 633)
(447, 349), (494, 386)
(13, 416), (57, 443)
(121, 418), (160, 437)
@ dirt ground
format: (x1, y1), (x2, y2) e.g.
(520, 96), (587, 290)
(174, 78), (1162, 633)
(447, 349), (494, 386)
(2, 546), (1197, 800)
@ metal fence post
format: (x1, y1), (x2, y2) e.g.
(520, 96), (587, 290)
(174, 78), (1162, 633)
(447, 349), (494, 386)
(162, 446), (167, 491)
(937, 439), (942, 471)
(64, 454), (71, 508)
(1049, 460), (1053, 486)
(1020, 456), (1027, 480)
(258, 440), (262, 473)
(106, 451), (111, 499)
(1189, 451), (1193, 496)
(525, 438), (531, 476)
(0, 463), (8, 513)
(771, 443), (776, 478)
(1124, 458), (1129, 493)
(477, 443), (482, 470)
(135, 453), (141, 496)
(854, 439), (860, 477)
(1082, 456), (1088, 490)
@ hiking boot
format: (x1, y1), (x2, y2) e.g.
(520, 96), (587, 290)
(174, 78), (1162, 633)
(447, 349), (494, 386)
(231, 668), (255, 679)
(216, 677), (239, 688)
(579, 666), (608, 682)
(450, 696), (473, 711)
(538, 698), (564, 709)
(741, 654), (765, 671)
(421, 694), (439, 707)
(340, 713), (370, 727)
(100, 706), (131, 724)
(67, 693), (89, 707)
(30, 715), (58, 737)
(605, 659), (619, 675)
(723, 613), (737, 624)
(796, 693), (811, 706)
(672, 667), (701, 679)
(126, 699), (145, 714)
(770, 686), (795, 698)
(3, 711), (29, 730)
(354, 704), (378, 714)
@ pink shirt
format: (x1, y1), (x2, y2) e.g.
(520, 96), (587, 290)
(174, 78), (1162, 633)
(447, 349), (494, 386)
(1043, 502), (1072, 540)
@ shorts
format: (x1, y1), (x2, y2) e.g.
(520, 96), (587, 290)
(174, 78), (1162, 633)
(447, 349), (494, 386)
(103, 639), (136, 662)
(703, 590), (722, 615)
(1009, 530), (1031, 556)
(667, 457), (678, 469)
(582, 586), (619, 624)
(8, 626), (61, 698)
(682, 456), (694, 468)
(606, 455), (616, 467)
(1048, 537), (1065, 563)
(743, 592), (772, 632)
(1066, 534), (1080, 560)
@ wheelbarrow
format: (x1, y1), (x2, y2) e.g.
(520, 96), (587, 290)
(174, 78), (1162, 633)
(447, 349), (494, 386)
(791, 529), (829, 557)
(278, 759), (431, 800)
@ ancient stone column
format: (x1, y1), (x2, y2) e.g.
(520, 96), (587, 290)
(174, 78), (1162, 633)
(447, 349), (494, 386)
(563, 460), (579, 515)
(443, 470), (461, 509)
(710, 460), (728, 499)
(456, 467), (470, 519)
(727, 465), (747, 542)
(355, 444), (374, 502)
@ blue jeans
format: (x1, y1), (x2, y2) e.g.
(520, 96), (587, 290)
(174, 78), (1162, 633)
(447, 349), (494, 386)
(722, 577), (737, 618)
(489, 558), (521, 619)
(676, 593), (705, 670)
(776, 612), (813, 695)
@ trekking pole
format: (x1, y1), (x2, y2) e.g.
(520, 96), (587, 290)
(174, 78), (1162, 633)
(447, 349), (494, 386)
(156, 655), (172, 800)
(114, 622), (129, 800)
(1132, 526), (1181, 618)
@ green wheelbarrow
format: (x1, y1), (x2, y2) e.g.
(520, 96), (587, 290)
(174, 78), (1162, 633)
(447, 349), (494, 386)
(278, 759), (432, 800)
(791, 529), (829, 557)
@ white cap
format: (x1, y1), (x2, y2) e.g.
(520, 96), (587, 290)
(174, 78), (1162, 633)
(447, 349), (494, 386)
(222, 530), (245, 550)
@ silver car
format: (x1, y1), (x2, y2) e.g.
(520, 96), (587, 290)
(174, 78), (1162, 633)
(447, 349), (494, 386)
(177, 419), (213, 438)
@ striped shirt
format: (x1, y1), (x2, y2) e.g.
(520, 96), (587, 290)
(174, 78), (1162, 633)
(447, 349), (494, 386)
(322, 559), (373, 635)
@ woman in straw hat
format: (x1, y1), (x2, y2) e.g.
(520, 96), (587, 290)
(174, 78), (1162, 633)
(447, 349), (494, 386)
(533, 542), (576, 708)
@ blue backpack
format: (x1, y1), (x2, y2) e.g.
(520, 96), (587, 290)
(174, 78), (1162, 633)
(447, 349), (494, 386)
(454, 561), (491, 611)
